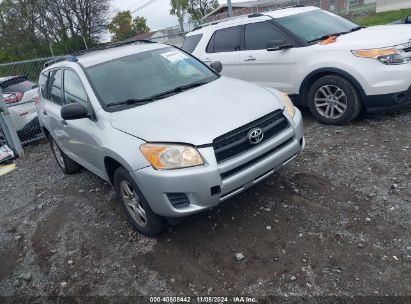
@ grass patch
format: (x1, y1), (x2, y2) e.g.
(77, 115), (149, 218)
(355, 8), (411, 26)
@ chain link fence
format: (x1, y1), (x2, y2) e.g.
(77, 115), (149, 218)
(150, 33), (186, 47)
(203, 0), (377, 23)
(0, 58), (53, 147)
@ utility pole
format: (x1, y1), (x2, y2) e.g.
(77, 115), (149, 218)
(227, 0), (233, 17)
(0, 88), (24, 158)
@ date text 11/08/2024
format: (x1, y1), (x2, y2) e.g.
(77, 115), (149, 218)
(149, 296), (258, 303)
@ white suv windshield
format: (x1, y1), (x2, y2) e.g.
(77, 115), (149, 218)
(86, 47), (218, 108)
(276, 10), (359, 43)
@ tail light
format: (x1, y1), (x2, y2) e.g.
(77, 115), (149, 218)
(4, 92), (24, 104)
(33, 94), (40, 106)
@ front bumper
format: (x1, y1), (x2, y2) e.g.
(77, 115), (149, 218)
(364, 85), (411, 112)
(131, 109), (304, 218)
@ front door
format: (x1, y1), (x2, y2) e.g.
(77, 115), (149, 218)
(60, 68), (105, 177)
(238, 21), (297, 94)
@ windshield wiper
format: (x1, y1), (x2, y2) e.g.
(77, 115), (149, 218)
(145, 81), (209, 100)
(106, 81), (209, 108)
(307, 26), (365, 44)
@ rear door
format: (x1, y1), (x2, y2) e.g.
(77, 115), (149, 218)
(238, 21), (297, 93)
(41, 69), (67, 147)
(200, 25), (243, 78)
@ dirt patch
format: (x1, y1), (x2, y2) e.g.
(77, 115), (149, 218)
(0, 108), (410, 298)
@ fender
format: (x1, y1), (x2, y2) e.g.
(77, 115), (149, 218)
(298, 67), (367, 106)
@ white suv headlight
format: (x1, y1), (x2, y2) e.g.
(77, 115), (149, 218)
(280, 93), (296, 118)
(352, 48), (406, 65)
(140, 143), (204, 170)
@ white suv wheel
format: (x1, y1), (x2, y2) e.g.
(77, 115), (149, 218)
(314, 85), (348, 119)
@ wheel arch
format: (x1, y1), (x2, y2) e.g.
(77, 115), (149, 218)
(299, 68), (366, 106)
(41, 125), (50, 138)
(104, 156), (128, 185)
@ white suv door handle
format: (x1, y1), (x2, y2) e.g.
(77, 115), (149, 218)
(203, 58), (212, 63)
(244, 56), (256, 61)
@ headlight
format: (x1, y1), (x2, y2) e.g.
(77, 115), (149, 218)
(352, 48), (406, 65)
(280, 92), (295, 118)
(140, 143), (204, 170)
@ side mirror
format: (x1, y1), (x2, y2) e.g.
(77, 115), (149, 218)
(210, 61), (223, 73)
(267, 39), (294, 51)
(61, 103), (89, 120)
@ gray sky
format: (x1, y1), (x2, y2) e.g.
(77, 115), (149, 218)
(110, 0), (249, 31)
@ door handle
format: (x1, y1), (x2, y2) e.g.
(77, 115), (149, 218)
(43, 110), (47, 116)
(203, 58), (212, 63)
(61, 120), (67, 126)
(244, 56), (256, 61)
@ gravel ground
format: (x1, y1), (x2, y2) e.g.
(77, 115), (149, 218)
(0, 108), (410, 302)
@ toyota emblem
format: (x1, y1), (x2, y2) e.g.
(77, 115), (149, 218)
(248, 128), (264, 145)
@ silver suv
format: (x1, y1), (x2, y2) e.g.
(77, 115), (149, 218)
(37, 41), (304, 236)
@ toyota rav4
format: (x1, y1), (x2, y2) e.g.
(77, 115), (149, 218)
(37, 41), (304, 236)
(185, 6), (411, 125)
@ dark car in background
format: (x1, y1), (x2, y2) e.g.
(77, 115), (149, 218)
(391, 16), (411, 24)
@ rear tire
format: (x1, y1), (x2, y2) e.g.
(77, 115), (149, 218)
(307, 75), (362, 125)
(114, 167), (167, 237)
(48, 136), (81, 174)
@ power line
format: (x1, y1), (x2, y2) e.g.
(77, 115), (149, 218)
(131, 0), (160, 14)
(125, 0), (149, 12)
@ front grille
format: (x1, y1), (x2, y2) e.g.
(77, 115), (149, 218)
(220, 138), (293, 179)
(213, 110), (289, 163)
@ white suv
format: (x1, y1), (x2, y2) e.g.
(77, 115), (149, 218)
(184, 6), (411, 125)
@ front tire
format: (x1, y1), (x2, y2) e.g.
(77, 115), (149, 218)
(308, 75), (362, 125)
(114, 167), (167, 236)
(49, 136), (81, 174)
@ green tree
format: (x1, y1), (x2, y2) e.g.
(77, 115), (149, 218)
(108, 11), (150, 42)
(133, 16), (150, 35)
(188, 0), (219, 23)
(108, 11), (135, 42)
(170, 0), (189, 32)
(0, 0), (110, 63)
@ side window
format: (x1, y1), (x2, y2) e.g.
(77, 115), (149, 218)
(245, 22), (285, 50)
(63, 70), (89, 106)
(208, 26), (241, 53)
(48, 70), (63, 105)
(182, 34), (203, 53)
(206, 33), (215, 53)
(39, 72), (49, 99)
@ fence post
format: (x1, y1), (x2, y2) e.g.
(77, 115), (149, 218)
(0, 87), (24, 158)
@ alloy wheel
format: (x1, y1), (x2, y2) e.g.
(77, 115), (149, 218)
(314, 85), (348, 119)
(120, 180), (148, 227)
(51, 139), (65, 168)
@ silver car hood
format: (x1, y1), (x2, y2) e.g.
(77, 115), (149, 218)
(110, 77), (284, 146)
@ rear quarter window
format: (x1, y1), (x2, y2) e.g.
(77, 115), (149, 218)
(182, 34), (203, 53)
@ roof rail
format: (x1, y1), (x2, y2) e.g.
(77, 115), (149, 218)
(195, 4), (306, 31)
(248, 13), (264, 18)
(44, 55), (78, 68)
(194, 14), (258, 31)
(43, 39), (156, 68)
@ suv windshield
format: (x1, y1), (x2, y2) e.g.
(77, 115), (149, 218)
(86, 47), (218, 108)
(276, 10), (359, 44)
